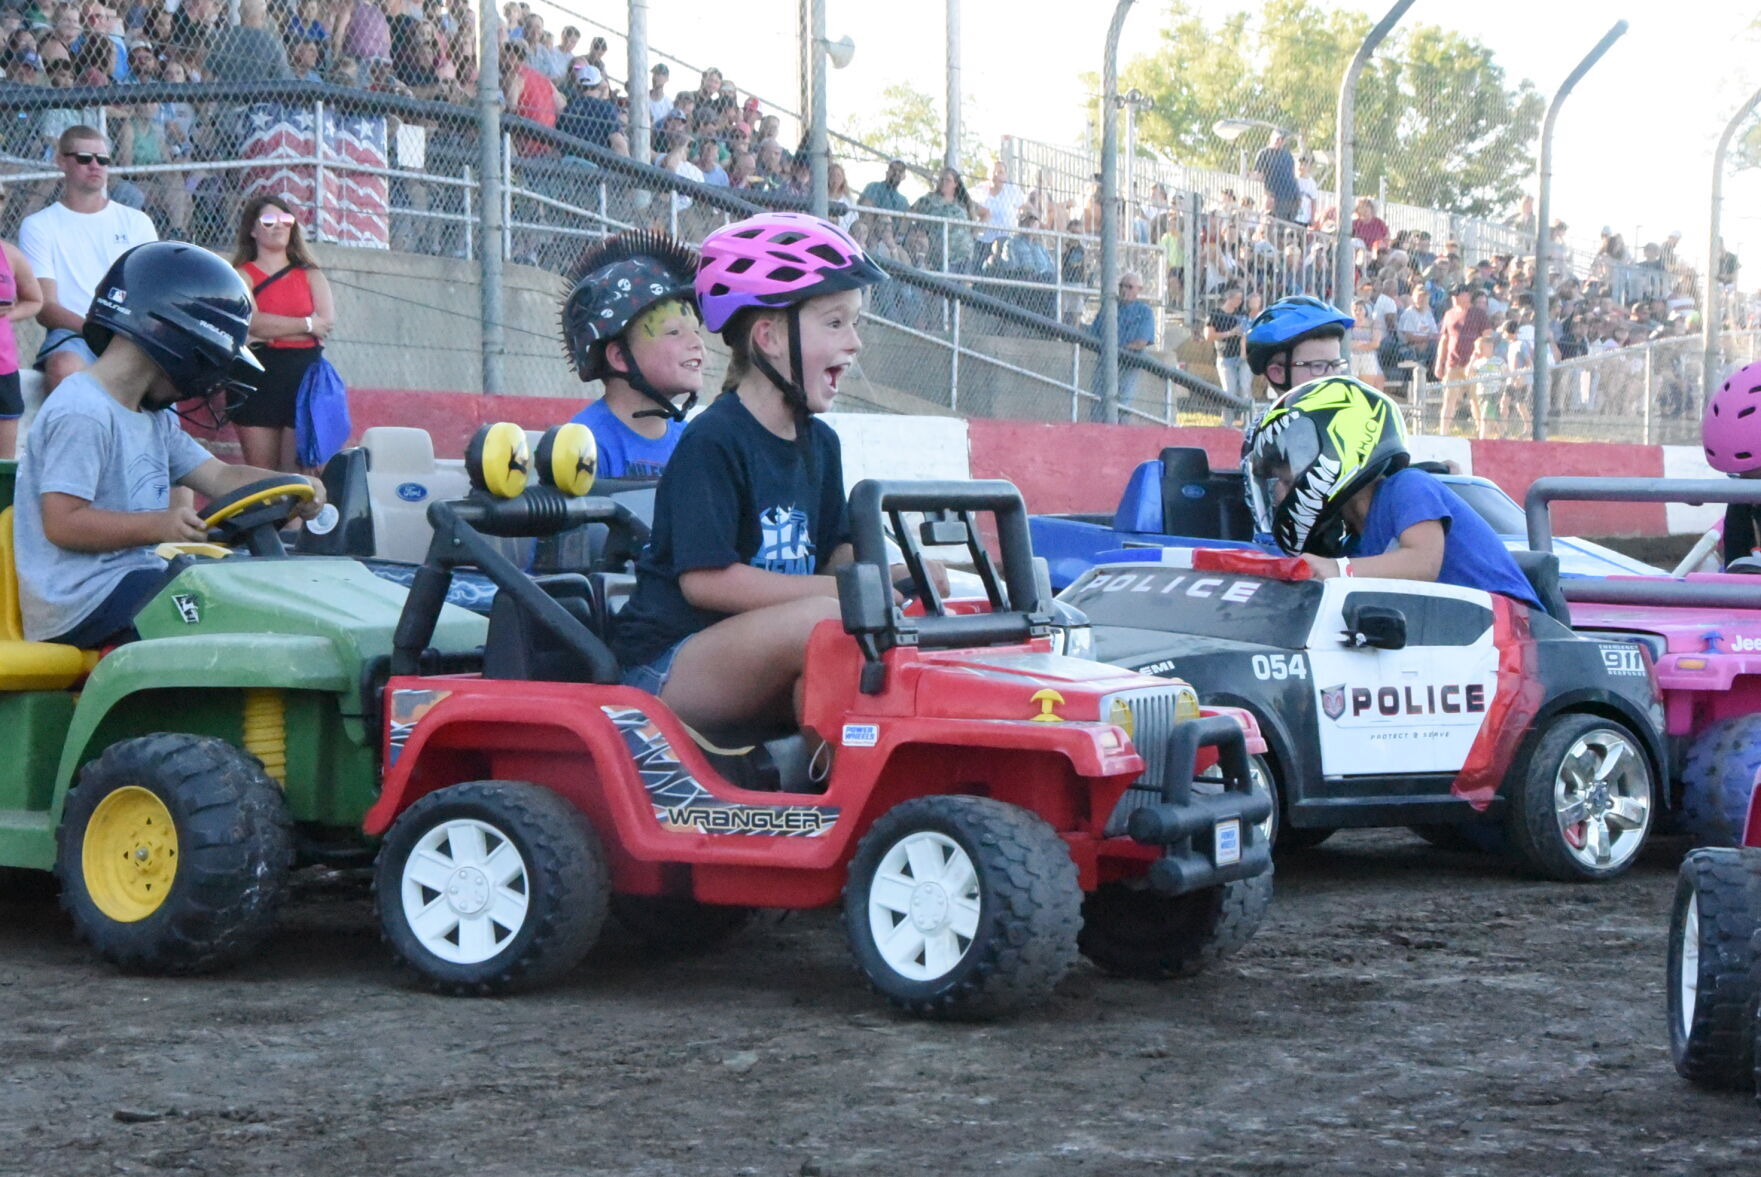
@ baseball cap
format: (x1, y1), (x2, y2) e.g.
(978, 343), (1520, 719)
(573, 61), (603, 86)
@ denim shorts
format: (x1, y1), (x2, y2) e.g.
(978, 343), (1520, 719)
(33, 328), (98, 370)
(620, 635), (693, 697)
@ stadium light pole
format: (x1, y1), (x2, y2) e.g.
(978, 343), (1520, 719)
(1332, 0), (1414, 315)
(476, 0), (504, 397)
(946, 0), (961, 171)
(1706, 85), (1761, 402)
(626, 0), (650, 165)
(1532, 19), (1628, 441)
(1098, 0), (1135, 425)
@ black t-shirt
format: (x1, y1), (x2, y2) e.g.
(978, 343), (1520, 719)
(1726, 502), (1761, 567)
(611, 393), (851, 668)
(1209, 309), (1245, 358)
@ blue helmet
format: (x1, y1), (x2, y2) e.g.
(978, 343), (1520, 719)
(1245, 295), (1354, 384)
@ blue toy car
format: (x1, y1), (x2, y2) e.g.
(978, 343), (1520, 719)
(1030, 447), (1658, 592)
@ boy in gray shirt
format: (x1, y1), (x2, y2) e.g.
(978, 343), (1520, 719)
(14, 242), (325, 647)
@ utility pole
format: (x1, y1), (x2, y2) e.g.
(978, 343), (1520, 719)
(1332, 1), (1414, 312)
(476, 0), (503, 396)
(1098, 0), (1136, 424)
(1532, 20), (1628, 440)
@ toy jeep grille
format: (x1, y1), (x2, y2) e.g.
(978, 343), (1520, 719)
(1101, 685), (1199, 838)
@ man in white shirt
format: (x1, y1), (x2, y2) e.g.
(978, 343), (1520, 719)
(1397, 285), (1440, 373)
(647, 62), (674, 128)
(19, 124), (157, 394)
(976, 160), (1025, 269)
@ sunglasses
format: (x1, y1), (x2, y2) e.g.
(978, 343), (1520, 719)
(258, 210), (296, 227)
(66, 151), (111, 165)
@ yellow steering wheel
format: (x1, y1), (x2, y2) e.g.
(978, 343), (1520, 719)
(201, 478), (315, 553)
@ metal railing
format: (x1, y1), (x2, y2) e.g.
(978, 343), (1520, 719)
(1390, 330), (1760, 443)
(0, 79), (1238, 427)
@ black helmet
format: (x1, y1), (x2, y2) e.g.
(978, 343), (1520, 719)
(1243, 376), (1409, 558)
(1244, 294), (1353, 385)
(560, 230), (700, 421)
(83, 242), (262, 405)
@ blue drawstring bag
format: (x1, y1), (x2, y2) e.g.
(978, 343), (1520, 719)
(295, 354), (352, 468)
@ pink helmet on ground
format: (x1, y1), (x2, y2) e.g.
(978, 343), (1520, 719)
(1703, 359), (1761, 474)
(696, 211), (885, 334)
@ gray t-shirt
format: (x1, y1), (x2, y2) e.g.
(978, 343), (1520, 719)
(15, 373), (213, 641)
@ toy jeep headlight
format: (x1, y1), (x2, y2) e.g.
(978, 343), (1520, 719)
(1100, 683), (1203, 837)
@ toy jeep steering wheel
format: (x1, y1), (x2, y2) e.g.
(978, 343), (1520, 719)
(202, 477), (314, 557)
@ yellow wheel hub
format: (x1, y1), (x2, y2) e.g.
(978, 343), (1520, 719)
(81, 786), (178, 923)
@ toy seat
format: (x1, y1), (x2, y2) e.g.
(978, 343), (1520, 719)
(359, 426), (472, 564)
(1510, 550), (1570, 624)
(0, 507), (99, 690)
(482, 574), (621, 684)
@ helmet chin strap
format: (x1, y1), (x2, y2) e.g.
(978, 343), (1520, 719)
(612, 341), (694, 421)
(747, 305), (816, 470)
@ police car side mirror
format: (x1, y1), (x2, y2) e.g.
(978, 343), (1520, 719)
(1342, 603), (1407, 650)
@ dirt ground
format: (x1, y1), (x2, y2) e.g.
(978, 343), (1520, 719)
(2, 829), (1757, 1177)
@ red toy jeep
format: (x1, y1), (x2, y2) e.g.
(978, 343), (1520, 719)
(367, 443), (1272, 1018)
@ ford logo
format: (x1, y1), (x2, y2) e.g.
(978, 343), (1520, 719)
(1180, 483), (1207, 500)
(395, 482), (429, 502)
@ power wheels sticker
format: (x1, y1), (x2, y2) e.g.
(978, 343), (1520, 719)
(841, 723), (879, 747)
(602, 706), (838, 837)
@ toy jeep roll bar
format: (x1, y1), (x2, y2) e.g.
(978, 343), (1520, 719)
(839, 479), (1056, 692)
(1526, 477), (1761, 608)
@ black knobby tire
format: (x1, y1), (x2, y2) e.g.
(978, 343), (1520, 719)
(55, 734), (293, 975)
(610, 894), (752, 954)
(1679, 715), (1761, 848)
(843, 795), (1080, 1020)
(1667, 847), (1761, 1090)
(374, 781), (609, 996)
(1079, 869), (1273, 980)
(1504, 713), (1653, 882)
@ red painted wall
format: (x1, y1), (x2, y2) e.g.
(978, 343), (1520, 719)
(965, 420), (1244, 515)
(1467, 439), (1667, 538)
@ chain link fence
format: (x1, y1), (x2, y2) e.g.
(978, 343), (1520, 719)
(1391, 331), (1761, 445)
(0, 62), (1236, 425)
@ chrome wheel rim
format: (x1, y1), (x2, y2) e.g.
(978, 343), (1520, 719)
(1552, 728), (1651, 871)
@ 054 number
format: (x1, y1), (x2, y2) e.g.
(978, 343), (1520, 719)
(1251, 653), (1307, 681)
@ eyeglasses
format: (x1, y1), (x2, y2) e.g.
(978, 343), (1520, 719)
(66, 151), (111, 165)
(258, 210), (296, 227)
(1287, 358), (1349, 378)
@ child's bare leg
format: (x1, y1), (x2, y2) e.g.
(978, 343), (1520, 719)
(658, 596), (844, 731)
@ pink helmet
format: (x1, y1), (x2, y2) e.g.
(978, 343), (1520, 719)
(1703, 359), (1761, 474)
(696, 212), (885, 334)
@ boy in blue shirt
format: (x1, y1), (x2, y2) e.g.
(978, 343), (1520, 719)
(560, 231), (704, 479)
(1244, 376), (1541, 610)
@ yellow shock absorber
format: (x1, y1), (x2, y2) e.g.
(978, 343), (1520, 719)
(241, 689), (288, 787)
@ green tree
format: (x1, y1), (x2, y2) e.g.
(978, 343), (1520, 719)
(1115, 0), (1544, 219)
(845, 82), (987, 178)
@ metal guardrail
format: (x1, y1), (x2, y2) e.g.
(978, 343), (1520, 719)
(0, 79), (1238, 424)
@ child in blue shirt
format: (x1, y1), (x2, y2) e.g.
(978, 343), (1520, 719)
(1245, 376), (1541, 610)
(560, 231), (703, 479)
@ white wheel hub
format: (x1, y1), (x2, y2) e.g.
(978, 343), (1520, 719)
(400, 818), (530, 964)
(867, 830), (981, 982)
(1679, 892), (1700, 1035)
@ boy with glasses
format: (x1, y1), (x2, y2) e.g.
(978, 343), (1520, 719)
(19, 124), (156, 394)
(1244, 294), (1354, 404)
